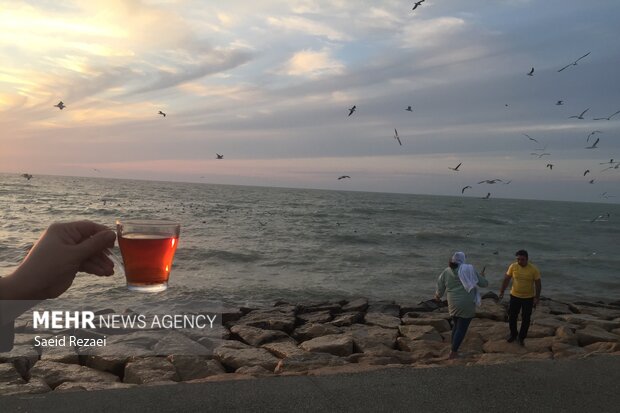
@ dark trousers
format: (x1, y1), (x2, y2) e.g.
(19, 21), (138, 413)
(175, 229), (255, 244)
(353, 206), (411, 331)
(451, 316), (472, 352)
(508, 295), (534, 340)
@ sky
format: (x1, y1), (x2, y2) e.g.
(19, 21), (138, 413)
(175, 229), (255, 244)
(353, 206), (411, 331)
(1, 0), (619, 202)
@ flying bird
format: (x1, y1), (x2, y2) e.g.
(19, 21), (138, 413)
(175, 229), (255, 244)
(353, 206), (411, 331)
(599, 159), (614, 165)
(556, 100), (564, 106)
(590, 213), (610, 223)
(585, 138), (599, 149)
(601, 164), (620, 172)
(583, 170), (590, 176)
(482, 193), (491, 199)
(557, 52), (591, 72)
(412, 0), (425, 11)
(527, 67), (534, 76)
(587, 131), (602, 142)
(158, 111), (166, 117)
(522, 134), (538, 143)
(405, 106), (413, 112)
(503, 180), (512, 185)
(569, 108), (589, 119)
(348, 105), (356, 116)
(21, 173), (33, 180)
(461, 185), (472, 194)
(546, 163), (554, 170)
(601, 192), (615, 199)
(393, 129), (402, 146)
(54, 101), (65, 110)
(449, 163), (462, 171)
(478, 179), (502, 184)
(593, 110), (620, 121)
(337, 175), (351, 180)
(589, 179), (595, 184)
(531, 152), (551, 158)
(216, 153), (224, 159)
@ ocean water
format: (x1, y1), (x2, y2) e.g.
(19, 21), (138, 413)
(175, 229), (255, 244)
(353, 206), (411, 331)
(1, 173), (619, 308)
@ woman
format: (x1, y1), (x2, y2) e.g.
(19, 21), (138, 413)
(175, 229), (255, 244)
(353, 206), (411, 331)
(435, 251), (488, 359)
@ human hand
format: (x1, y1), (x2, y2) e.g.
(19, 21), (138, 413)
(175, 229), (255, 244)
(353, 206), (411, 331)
(533, 297), (539, 308)
(498, 291), (504, 301)
(2, 221), (116, 300)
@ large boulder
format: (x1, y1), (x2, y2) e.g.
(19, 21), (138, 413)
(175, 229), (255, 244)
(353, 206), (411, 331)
(396, 338), (447, 359)
(476, 299), (507, 321)
(342, 298), (369, 313)
(0, 377), (51, 396)
(560, 315), (620, 331)
(213, 341), (280, 371)
(261, 341), (307, 359)
(343, 325), (399, 352)
(482, 340), (528, 354)
(328, 312), (364, 327)
(401, 317), (451, 333)
(297, 311), (333, 324)
(167, 355), (226, 381)
(230, 325), (291, 347)
(299, 334), (354, 357)
(29, 360), (119, 389)
(364, 313), (401, 329)
(398, 325), (442, 342)
(576, 326), (620, 346)
(292, 323), (342, 342)
(234, 308), (296, 333)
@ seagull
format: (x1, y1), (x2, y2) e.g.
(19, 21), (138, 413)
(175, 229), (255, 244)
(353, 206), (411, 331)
(461, 185), (472, 194)
(590, 213), (609, 223)
(522, 134), (539, 143)
(482, 193), (491, 199)
(587, 131), (602, 142)
(449, 163), (462, 171)
(583, 169), (590, 176)
(569, 108), (589, 119)
(216, 153), (224, 159)
(601, 163), (620, 172)
(405, 106), (413, 112)
(158, 111), (166, 117)
(478, 179), (502, 184)
(557, 52), (591, 72)
(599, 159), (614, 165)
(589, 179), (595, 184)
(412, 0), (425, 11)
(593, 110), (620, 121)
(93, 168), (101, 173)
(556, 100), (564, 106)
(503, 180), (512, 185)
(601, 192), (616, 199)
(393, 129), (402, 146)
(54, 101), (65, 110)
(527, 67), (534, 76)
(337, 175), (351, 180)
(21, 173), (33, 180)
(546, 163), (554, 170)
(348, 105), (356, 116)
(585, 138), (599, 149)
(531, 152), (551, 158)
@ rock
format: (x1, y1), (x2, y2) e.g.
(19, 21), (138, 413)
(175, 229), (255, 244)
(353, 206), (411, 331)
(213, 341), (280, 371)
(54, 381), (136, 392)
(364, 313), (401, 329)
(0, 377), (51, 396)
(555, 326), (578, 346)
(552, 342), (586, 359)
(235, 365), (273, 376)
(613, 328), (620, 336)
(400, 300), (442, 313)
(292, 323), (343, 342)
(0, 345), (40, 379)
(296, 311), (333, 324)
(559, 315), (620, 331)
(297, 302), (340, 314)
(261, 341), (306, 359)
(541, 300), (574, 315)
(342, 325), (399, 352)
(482, 340), (528, 354)
(274, 353), (349, 374)
(401, 317), (451, 333)
(576, 325), (620, 346)
(123, 357), (178, 384)
(521, 337), (554, 352)
(396, 338), (447, 359)
(152, 331), (214, 356)
(221, 308), (244, 325)
(230, 325), (291, 347)
(583, 342), (620, 353)
(533, 317), (573, 329)
(299, 334), (354, 357)
(524, 324), (556, 338)
(0, 363), (25, 385)
(366, 301), (400, 317)
(398, 325), (442, 342)
(167, 355), (226, 381)
(39, 339), (79, 365)
(571, 305), (620, 320)
(342, 298), (369, 313)
(460, 332), (485, 354)
(30, 360), (119, 389)
(468, 319), (508, 342)
(476, 299), (507, 321)
(348, 347), (415, 364)
(328, 312), (363, 327)
(235, 308), (296, 333)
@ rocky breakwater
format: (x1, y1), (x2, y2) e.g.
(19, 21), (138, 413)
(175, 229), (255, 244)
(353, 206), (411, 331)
(2, 296), (620, 396)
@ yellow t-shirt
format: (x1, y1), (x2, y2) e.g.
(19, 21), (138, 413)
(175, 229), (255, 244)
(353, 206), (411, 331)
(507, 262), (541, 298)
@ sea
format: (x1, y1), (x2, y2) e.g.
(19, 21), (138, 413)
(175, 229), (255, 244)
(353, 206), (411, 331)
(1, 173), (619, 309)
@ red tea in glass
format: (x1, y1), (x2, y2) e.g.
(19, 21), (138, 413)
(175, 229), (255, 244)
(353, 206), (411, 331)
(116, 220), (181, 292)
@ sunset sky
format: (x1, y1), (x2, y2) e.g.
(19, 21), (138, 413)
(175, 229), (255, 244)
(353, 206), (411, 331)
(1, 0), (619, 202)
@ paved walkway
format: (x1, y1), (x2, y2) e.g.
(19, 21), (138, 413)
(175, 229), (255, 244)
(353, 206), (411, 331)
(3, 356), (619, 412)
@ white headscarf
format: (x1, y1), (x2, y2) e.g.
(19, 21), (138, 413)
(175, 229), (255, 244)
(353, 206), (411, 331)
(451, 251), (481, 306)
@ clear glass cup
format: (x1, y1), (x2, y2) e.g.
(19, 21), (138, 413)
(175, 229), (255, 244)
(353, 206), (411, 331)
(115, 219), (181, 292)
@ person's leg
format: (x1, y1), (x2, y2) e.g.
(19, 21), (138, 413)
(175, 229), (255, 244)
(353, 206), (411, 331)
(507, 295), (521, 341)
(451, 317), (458, 348)
(451, 317), (472, 353)
(518, 297), (534, 343)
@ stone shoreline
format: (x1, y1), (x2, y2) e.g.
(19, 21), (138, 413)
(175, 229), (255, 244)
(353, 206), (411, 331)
(2, 295), (620, 396)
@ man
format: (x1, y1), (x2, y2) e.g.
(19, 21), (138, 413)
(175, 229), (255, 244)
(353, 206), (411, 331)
(498, 250), (541, 346)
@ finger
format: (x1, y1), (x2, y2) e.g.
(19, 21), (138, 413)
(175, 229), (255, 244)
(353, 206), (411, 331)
(74, 230), (116, 261)
(80, 260), (114, 276)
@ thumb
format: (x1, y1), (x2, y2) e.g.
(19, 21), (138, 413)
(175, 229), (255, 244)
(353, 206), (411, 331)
(75, 230), (116, 260)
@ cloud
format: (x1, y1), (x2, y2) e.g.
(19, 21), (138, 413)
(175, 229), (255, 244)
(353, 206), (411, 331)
(278, 48), (345, 78)
(267, 15), (352, 41)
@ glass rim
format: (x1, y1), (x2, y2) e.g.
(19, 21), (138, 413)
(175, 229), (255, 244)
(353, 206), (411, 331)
(116, 219), (180, 227)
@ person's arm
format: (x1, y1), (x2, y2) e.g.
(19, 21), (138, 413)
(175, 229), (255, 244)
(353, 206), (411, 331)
(476, 266), (489, 288)
(498, 274), (511, 300)
(435, 270), (447, 301)
(533, 279), (542, 307)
